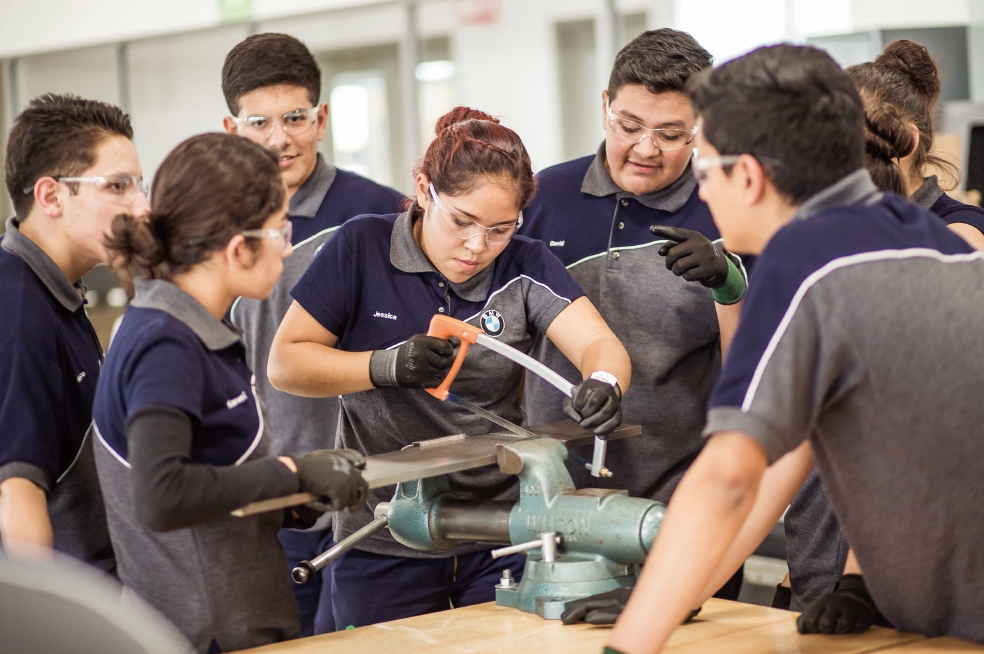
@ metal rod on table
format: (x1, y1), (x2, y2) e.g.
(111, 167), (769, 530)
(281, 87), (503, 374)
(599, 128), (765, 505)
(292, 515), (389, 584)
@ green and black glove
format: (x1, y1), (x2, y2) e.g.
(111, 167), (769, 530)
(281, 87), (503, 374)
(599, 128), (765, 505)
(291, 449), (368, 512)
(369, 334), (460, 389)
(650, 225), (745, 305)
(796, 574), (886, 634)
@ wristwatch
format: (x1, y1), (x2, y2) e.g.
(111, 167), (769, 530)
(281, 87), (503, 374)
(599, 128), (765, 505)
(589, 371), (621, 397)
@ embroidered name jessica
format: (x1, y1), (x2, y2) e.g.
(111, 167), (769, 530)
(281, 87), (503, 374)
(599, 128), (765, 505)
(374, 311), (398, 320)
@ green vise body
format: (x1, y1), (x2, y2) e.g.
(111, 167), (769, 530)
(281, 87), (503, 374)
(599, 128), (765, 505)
(381, 437), (665, 619)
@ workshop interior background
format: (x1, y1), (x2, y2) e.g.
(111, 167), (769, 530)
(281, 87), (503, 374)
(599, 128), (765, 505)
(3, 0), (984, 604)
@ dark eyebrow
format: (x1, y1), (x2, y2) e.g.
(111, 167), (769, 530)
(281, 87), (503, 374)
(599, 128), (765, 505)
(446, 202), (518, 227)
(611, 108), (690, 130)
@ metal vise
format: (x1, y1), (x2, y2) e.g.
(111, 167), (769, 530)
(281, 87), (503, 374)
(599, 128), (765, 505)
(292, 432), (664, 620)
(385, 437), (665, 618)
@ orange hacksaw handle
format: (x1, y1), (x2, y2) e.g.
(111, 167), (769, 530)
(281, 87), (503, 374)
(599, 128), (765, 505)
(425, 315), (483, 401)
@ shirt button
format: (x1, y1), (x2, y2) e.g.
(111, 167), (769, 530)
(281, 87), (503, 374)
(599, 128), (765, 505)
(618, 222), (624, 230)
(438, 307), (445, 313)
(439, 282), (445, 288)
(620, 199), (629, 206)
(611, 252), (620, 260)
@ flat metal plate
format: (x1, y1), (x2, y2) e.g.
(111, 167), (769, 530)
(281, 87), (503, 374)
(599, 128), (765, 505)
(232, 420), (640, 517)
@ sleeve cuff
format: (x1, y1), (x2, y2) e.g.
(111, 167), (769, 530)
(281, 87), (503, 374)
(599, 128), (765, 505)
(0, 462), (52, 493)
(702, 406), (800, 464)
(369, 349), (399, 387)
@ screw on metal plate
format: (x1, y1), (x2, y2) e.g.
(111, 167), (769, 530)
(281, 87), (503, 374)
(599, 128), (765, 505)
(497, 569), (516, 588)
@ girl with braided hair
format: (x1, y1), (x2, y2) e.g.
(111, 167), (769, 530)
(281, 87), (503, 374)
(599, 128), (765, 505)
(269, 106), (631, 627)
(848, 39), (984, 250)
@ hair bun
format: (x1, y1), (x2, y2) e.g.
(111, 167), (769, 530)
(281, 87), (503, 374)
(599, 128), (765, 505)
(435, 106), (499, 134)
(876, 40), (941, 103)
(863, 100), (916, 161)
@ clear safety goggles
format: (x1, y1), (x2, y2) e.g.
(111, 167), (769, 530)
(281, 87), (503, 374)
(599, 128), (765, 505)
(606, 104), (698, 151)
(428, 183), (522, 246)
(241, 221), (293, 255)
(231, 106), (321, 141)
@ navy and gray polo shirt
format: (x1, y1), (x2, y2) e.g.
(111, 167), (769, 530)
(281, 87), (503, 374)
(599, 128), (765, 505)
(784, 172), (984, 611)
(93, 279), (298, 651)
(912, 174), (984, 237)
(704, 170), (984, 641)
(519, 144), (744, 503)
(290, 211), (584, 557)
(231, 155), (405, 464)
(0, 217), (113, 571)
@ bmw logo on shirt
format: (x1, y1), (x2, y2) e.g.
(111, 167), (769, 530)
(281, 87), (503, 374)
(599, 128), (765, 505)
(481, 309), (504, 337)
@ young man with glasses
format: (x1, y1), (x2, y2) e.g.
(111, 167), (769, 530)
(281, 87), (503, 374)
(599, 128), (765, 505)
(0, 93), (150, 570)
(519, 29), (747, 601)
(578, 44), (984, 652)
(221, 32), (405, 636)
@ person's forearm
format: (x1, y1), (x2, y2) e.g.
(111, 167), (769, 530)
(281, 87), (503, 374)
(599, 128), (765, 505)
(268, 342), (373, 397)
(128, 406), (300, 532)
(715, 301), (742, 361)
(843, 548), (861, 575)
(0, 477), (53, 561)
(694, 441), (814, 604)
(576, 336), (631, 394)
(607, 432), (766, 654)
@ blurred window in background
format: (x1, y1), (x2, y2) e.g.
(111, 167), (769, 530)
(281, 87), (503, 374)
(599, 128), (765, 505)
(556, 13), (648, 161)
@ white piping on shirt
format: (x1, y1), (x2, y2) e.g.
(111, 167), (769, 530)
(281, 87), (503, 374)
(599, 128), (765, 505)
(377, 273), (575, 351)
(564, 237), (731, 271)
(460, 274), (574, 325)
(741, 248), (984, 412)
(235, 374), (265, 465)
(55, 422), (96, 483)
(94, 421), (131, 469)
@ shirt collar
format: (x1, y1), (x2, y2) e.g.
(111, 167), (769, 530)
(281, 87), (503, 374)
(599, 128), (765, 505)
(794, 169), (881, 219)
(581, 142), (697, 213)
(129, 278), (243, 351)
(289, 154), (338, 218)
(1, 217), (87, 311)
(911, 175), (944, 210)
(389, 211), (494, 302)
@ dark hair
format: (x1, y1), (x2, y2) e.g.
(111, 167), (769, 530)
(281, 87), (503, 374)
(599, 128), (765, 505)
(846, 40), (958, 194)
(5, 93), (133, 220)
(608, 29), (713, 101)
(106, 133), (284, 290)
(409, 106), (535, 218)
(688, 44), (865, 204)
(222, 33), (321, 115)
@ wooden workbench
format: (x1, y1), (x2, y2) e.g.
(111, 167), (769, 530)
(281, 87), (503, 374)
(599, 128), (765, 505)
(236, 599), (983, 653)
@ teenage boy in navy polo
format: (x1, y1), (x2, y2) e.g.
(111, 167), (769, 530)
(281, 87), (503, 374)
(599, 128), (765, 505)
(0, 94), (150, 569)
(519, 29), (746, 599)
(221, 32), (405, 635)
(577, 45), (984, 652)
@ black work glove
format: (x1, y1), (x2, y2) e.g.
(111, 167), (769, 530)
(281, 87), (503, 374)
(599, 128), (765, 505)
(563, 379), (622, 435)
(772, 583), (792, 610)
(796, 574), (883, 634)
(650, 225), (729, 288)
(369, 334), (460, 389)
(561, 587), (702, 626)
(290, 449), (368, 512)
(283, 501), (330, 530)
